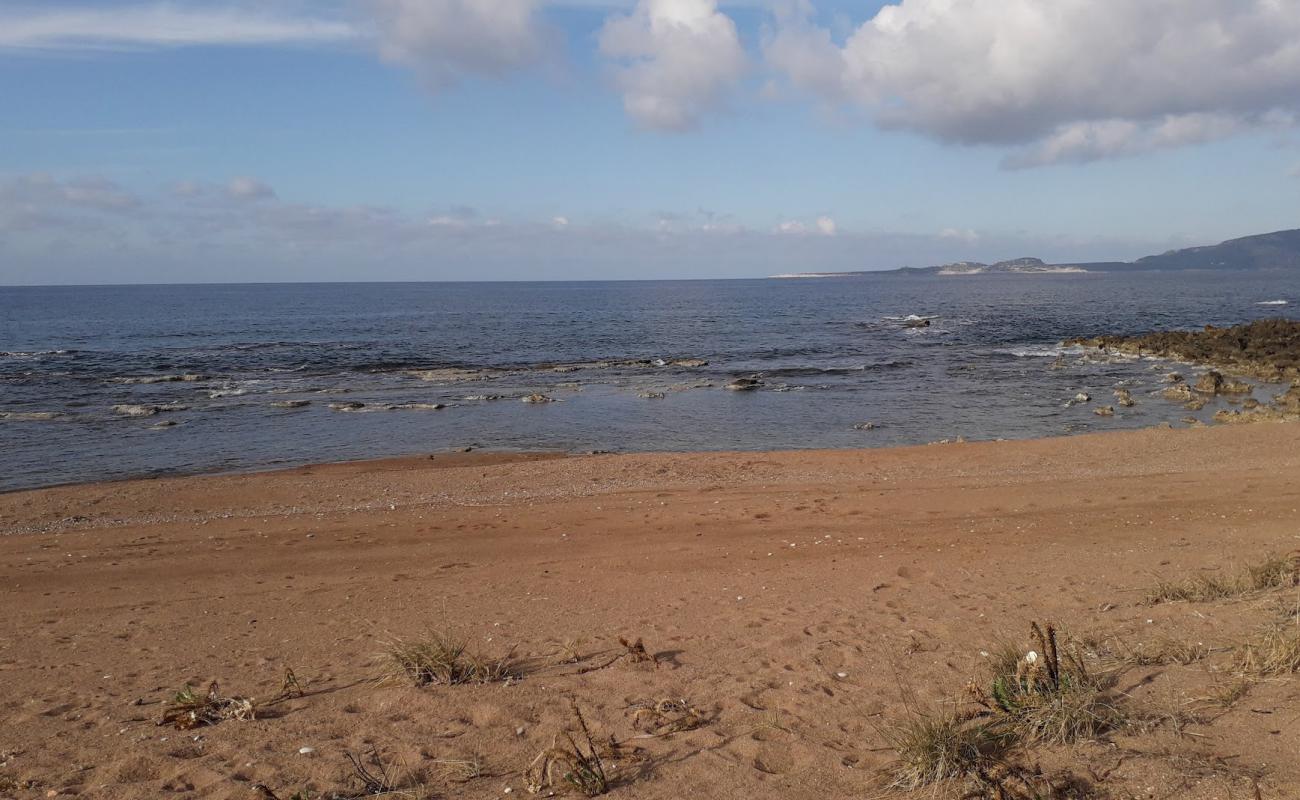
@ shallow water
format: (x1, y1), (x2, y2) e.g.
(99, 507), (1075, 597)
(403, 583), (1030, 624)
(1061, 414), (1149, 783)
(2, 273), (1298, 491)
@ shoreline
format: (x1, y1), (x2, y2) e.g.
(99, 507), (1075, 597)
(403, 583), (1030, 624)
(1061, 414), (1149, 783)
(0, 419), (1281, 525)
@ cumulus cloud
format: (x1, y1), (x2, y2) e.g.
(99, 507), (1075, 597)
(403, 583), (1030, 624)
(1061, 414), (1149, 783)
(599, 0), (747, 131)
(0, 4), (356, 51)
(766, 0), (1300, 166)
(815, 215), (836, 236)
(368, 0), (550, 89)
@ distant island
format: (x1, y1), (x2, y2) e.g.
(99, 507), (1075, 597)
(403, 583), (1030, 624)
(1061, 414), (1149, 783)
(774, 227), (1300, 277)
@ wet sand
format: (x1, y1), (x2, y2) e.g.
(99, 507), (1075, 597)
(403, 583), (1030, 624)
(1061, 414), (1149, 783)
(2, 425), (1299, 798)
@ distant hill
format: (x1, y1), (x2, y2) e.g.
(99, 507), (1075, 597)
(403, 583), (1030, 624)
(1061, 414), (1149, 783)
(772, 228), (1300, 278)
(1129, 228), (1300, 272)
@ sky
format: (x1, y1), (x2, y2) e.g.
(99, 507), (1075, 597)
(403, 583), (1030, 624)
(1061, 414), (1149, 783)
(2, 0), (1299, 284)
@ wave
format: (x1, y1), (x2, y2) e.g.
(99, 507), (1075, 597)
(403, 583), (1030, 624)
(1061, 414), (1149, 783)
(763, 361), (911, 377)
(207, 388), (249, 398)
(110, 373), (205, 384)
(0, 349), (74, 358)
(1257, 299), (1289, 306)
(0, 411), (65, 421)
(1001, 346), (1066, 358)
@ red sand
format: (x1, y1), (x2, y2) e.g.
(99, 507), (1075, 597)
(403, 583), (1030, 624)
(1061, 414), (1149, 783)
(2, 425), (1299, 798)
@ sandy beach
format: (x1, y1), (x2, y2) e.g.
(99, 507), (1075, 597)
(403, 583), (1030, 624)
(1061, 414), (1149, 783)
(2, 425), (1299, 799)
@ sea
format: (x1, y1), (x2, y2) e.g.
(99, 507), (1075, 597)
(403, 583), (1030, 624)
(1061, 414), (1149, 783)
(2, 273), (1299, 492)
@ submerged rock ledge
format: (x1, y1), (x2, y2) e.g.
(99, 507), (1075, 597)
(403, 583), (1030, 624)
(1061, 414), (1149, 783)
(1068, 319), (1300, 424)
(1066, 318), (1300, 382)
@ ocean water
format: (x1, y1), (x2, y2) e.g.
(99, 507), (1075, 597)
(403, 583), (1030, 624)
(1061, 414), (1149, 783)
(2, 274), (1299, 491)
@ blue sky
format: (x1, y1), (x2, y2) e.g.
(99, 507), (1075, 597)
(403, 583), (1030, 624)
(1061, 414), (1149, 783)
(2, 0), (1299, 284)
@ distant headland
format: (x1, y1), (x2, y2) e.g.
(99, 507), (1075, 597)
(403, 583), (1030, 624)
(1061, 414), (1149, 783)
(773, 227), (1300, 277)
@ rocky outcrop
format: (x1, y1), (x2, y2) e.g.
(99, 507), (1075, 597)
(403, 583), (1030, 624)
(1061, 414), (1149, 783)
(1094, 406), (1115, 417)
(1161, 384), (1194, 402)
(1114, 388), (1136, 407)
(1194, 371), (1225, 394)
(1067, 319), (1300, 382)
(521, 394), (555, 404)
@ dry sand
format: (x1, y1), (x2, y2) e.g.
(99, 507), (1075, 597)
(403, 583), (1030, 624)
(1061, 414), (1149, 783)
(2, 426), (1299, 799)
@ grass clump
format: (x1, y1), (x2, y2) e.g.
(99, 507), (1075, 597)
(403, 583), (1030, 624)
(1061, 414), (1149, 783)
(1093, 635), (1209, 667)
(1234, 624), (1300, 677)
(1146, 553), (1299, 605)
(381, 631), (521, 687)
(880, 707), (1015, 790)
(526, 703), (609, 796)
(971, 622), (1124, 744)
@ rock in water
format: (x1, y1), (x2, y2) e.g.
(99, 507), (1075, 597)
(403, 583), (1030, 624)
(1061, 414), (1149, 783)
(1194, 371), (1225, 394)
(521, 394), (554, 404)
(1094, 406), (1115, 417)
(725, 377), (762, 392)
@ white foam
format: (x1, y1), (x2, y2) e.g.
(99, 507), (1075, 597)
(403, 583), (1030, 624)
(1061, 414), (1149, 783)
(1257, 299), (1289, 306)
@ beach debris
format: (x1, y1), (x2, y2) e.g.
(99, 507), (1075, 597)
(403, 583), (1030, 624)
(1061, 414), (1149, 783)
(628, 698), (707, 736)
(526, 703), (609, 796)
(159, 681), (255, 730)
(618, 636), (655, 665)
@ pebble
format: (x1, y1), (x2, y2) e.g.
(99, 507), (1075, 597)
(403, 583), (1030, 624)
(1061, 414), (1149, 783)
(298, 746), (316, 756)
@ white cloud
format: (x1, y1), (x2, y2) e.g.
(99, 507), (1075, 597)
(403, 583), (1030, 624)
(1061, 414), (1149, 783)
(775, 215), (836, 236)
(368, 0), (550, 89)
(599, 0), (747, 131)
(0, 4), (356, 51)
(227, 176), (276, 202)
(552, 216), (570, 228)
(767, 0), (1300, 166)
(940, 227), (980, 244)
(0, 173), (139, 213)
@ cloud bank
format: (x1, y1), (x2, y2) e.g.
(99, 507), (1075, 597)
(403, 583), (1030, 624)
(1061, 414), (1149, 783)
(0, 172), (1176, 284)
(7, 1), (1300, 165)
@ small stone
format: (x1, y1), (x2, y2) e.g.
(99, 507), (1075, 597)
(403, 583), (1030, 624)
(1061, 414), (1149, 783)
(298, 747), (316, 756)
(836, 672), (848, 679)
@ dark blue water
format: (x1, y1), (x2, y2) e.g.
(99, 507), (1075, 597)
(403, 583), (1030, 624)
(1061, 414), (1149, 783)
(2, 274), (1298, 491)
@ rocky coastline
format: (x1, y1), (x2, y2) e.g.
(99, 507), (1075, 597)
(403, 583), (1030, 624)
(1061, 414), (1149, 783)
(1067, 319), (1300, 424)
